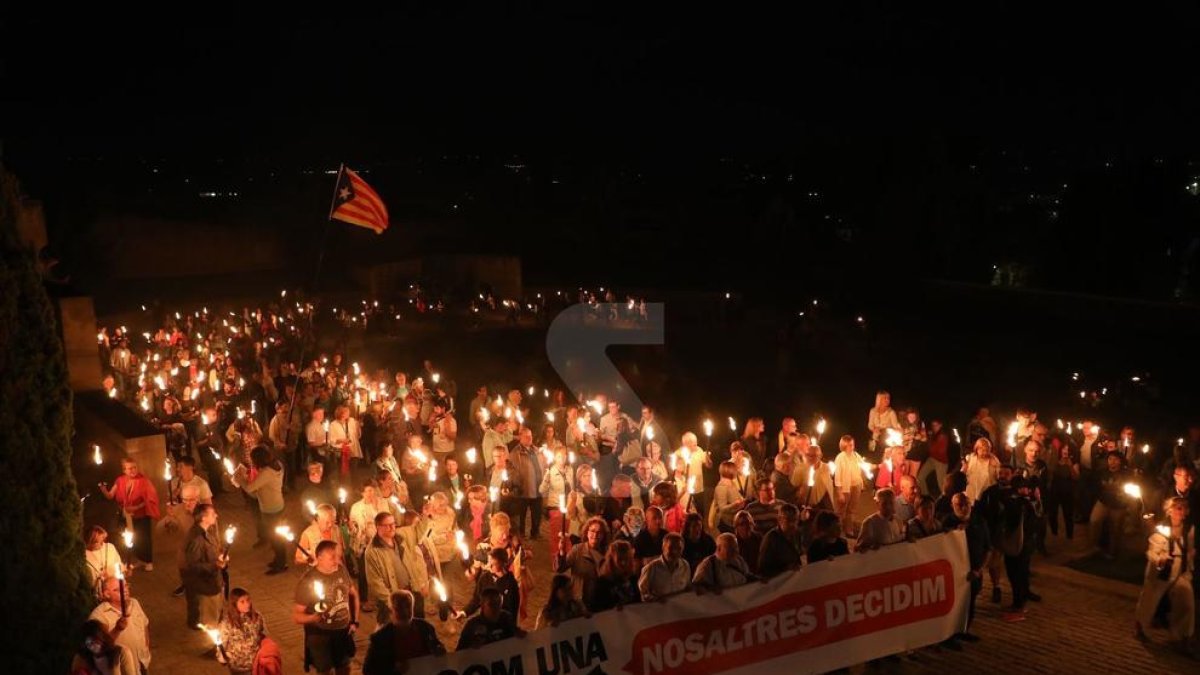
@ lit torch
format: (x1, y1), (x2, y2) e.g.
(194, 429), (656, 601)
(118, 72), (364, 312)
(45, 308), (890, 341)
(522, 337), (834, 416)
(1123, 483), (1142, 500)
(199, 624), (227, 661)
(456, 530), (470, 561)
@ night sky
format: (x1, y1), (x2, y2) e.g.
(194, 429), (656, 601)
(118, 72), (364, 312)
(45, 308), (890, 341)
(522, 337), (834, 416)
(4, 6), (1200, 294)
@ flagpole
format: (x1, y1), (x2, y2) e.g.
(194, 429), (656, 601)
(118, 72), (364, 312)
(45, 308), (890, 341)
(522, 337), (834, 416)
(282, 163), (345, 472)
(312, 162), (345, 293)
(327, 164), (345, 220)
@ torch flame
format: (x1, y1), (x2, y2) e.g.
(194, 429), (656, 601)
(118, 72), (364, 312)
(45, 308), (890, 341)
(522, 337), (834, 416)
(338, 488), (347, 504)
(807, 465), (815, 487)
(466, 447), (477, 464)
(122, 530), (134, 549)
(224, 524), (237, 546)
(1123, 483), (1142, 500)
(313, 580), (325, 601)
(93, 445), (103, 465)
(703, 419), (714, 437)
(885, 428), (903, 448)
(434, 577), (448, 602)
(200, 624), (222, 647)
(223, 458), (236, 475)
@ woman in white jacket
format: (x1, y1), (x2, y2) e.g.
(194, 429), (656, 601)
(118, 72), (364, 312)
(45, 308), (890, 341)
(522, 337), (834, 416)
(1135, 497), (1195, 652)
(540, 450), (575, 507)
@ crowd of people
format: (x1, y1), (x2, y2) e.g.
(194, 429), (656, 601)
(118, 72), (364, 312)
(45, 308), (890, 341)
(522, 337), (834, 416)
(73, 301), (1199, 674)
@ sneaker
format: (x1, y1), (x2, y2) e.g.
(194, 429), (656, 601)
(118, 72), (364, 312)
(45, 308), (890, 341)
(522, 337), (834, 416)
(1027, 591), (1042, 602)
(171, 585), (185, 598)
(991, 587), (1002, 604)
(143, 563), (153, 572)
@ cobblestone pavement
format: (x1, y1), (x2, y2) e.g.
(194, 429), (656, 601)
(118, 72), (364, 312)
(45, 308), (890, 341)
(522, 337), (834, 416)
(99, 485), (1196, 674)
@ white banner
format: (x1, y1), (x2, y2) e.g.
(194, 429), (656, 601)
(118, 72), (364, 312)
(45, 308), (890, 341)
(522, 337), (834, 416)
(416, 531), (970, 675)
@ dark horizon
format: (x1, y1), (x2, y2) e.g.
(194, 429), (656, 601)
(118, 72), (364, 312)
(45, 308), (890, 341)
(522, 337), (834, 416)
(5, 6), (1200, 299)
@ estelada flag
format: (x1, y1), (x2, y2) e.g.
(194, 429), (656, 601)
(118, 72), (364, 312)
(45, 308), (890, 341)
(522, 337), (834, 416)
(329, 165), (389, 234)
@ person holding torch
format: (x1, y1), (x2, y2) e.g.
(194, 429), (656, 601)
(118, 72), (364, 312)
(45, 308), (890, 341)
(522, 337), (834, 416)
(89, 575), (151, 673)
(364, 511), (426, 626)
(182, 504), (226, 632)
(233, 446), (288, 574)
(1134, 497), (1195, 652)
(292, 540), (359, 675)
(833, 435), (871, 537)
(98, 458), (161, 571)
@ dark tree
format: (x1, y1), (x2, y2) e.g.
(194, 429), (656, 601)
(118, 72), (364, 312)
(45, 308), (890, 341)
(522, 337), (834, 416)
(0, 165), (93, 673)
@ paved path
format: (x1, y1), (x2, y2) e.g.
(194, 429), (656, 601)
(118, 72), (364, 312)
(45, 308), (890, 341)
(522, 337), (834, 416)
(96, 485), (1196, 674)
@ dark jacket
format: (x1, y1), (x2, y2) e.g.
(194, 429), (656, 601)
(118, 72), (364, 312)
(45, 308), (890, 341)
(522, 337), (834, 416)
(682, 533), (717, 572)
(589, 574), (641, 613)
(757, 527), (804, 578)
(362, 620), (445, 675)
(945, 514), (990, 570)
(182, 523), (222, 596)
(457, 611), (520, 650)
(806, 537), (850, 562)
(464, 570), (520, 618)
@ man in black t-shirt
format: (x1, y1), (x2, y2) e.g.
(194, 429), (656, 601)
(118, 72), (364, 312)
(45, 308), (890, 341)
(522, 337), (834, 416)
(293, 541), (360, 675)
